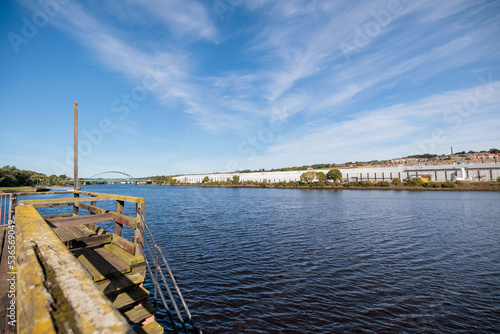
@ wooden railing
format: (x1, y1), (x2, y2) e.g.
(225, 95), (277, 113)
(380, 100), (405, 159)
(18, 191), (145, 255)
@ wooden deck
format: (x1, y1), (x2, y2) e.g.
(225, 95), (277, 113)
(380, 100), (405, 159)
(6, 191), (167, 334)
(53, 222), (161, 332)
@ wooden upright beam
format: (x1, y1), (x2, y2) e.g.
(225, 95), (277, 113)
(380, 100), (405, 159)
(74, 101), (78, 193)
(134, 202), (145, 254)
(74, 101), (79, 215)
(115, 200), (124, 237)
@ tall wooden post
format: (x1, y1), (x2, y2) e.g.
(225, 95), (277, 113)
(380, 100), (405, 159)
(74, 102), (79, 214)
(74, 102), (78, 191)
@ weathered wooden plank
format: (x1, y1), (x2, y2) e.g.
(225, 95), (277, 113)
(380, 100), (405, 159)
(46, 213), (114, 228)
(34, 203), (73, 208)
(19, 196), (131, 208)
(73, 224), (100, 237)
(15, 191), (73, 196)
(76, 202), (110, 215)
(123, 303), (156, 324)
(55, 224), (103, 244)
(112, 234), (136, 255)
(72, 248), (119, 281)
(67, 234), (112, 250)
(104, 243), (144, 268)
(53, 227), (80, 242)
(94, 247), (130, 274)
(67, 226), (91, 239)
(114, 213), (137, 229)
(111, 286), (149, 310)
(96, 271), (145, 296)
(76, 191), (145, 204)
(136, 321), (164, 334)
(42, 213), (75, 219)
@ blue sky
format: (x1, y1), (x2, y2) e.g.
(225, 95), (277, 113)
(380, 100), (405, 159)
(1, 0), (499, 177)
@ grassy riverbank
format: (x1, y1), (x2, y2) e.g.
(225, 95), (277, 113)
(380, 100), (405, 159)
(160, 180), (500, 191)
(0, 186), (32, 192)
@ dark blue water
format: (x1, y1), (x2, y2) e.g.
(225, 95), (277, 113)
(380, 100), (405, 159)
(37, 185), (500, 333)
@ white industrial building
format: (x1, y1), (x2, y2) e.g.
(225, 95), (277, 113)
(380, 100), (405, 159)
(174, 163), (500, 183)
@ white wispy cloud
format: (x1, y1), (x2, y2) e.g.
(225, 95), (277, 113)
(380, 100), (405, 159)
(130, 0), (217, 41)
(258, 82), (500, 165)
(37, 0), (498, 131)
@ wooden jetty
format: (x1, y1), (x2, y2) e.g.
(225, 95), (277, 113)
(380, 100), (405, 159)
(0, 103), (200, 333)
(0, 190), (199, 334)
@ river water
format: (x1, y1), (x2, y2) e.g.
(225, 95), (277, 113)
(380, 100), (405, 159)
(47, 185), (500, 333)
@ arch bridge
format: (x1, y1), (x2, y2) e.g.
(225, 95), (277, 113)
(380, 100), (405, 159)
(88, 171), (135, 179)
(68, 171), (151, 184)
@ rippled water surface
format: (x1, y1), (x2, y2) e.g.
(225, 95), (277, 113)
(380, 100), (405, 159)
(82, 185), (500, 333)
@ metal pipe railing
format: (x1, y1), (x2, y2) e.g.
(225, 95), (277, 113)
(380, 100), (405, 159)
(138, 227), (180, 334)
(0, 193), (12, 226)
(137, 209), (202, 334)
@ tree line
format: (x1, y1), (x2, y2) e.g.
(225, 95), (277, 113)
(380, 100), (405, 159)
(0, 165), (69, 187)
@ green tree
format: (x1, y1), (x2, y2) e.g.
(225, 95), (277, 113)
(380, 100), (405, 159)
(48, 174), (58, 185)
(489, 148), (500, 154)
(300, 171), (317, 183)
(232, 175), (240, 183)
(316, 172), (326, 182)
(202, 176), (210, 183)
(327, 169), (342, 183)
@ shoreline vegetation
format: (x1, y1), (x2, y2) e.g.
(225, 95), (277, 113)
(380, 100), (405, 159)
(158, 179), (500, 192)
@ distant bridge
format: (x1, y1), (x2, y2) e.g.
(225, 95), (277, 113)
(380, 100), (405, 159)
(67, 171), (151, 183)
(89, 171), (135, 179)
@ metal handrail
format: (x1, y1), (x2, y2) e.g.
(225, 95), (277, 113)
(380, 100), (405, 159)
(0, 193), (12, 226)
(137, 209), (202, 334)
(138, 226), (180, 334)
